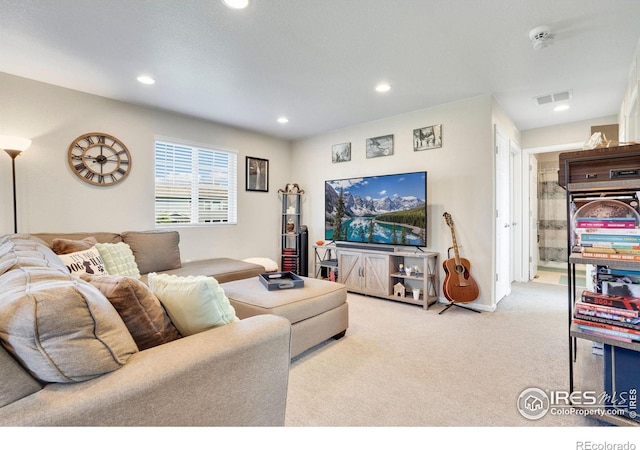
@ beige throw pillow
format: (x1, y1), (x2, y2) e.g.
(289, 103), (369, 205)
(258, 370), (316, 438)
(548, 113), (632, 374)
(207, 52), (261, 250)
(147, 273), (238, 336)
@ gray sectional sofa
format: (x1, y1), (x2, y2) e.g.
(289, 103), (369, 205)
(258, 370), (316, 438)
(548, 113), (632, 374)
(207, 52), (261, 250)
(0, 231), (291, 426)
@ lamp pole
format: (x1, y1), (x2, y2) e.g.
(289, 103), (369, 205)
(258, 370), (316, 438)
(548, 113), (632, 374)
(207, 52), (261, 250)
(5, 149), (21, 234)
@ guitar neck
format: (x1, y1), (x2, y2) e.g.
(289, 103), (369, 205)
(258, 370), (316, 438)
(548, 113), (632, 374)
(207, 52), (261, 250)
(450, 227), (462, 263)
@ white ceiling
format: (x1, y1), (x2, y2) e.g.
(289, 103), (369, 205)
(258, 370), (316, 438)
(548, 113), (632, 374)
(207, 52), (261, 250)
(2, 0), (640, 141)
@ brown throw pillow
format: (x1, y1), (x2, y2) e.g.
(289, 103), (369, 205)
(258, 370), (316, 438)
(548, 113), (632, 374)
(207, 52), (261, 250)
(52, 236), (98, 255)
(82, 274), (181, 350)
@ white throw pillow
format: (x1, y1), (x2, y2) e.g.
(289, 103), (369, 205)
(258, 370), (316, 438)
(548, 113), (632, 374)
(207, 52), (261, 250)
(243, 257), (279, 272)
(147, 273), (238, 336)
(57, 246), (107, 276)
(94, 242), (141, 279)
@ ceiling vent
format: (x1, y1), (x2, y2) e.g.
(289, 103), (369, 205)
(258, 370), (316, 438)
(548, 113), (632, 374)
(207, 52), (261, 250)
(529, 25), (554, 50)
(534, 90), (573, 106)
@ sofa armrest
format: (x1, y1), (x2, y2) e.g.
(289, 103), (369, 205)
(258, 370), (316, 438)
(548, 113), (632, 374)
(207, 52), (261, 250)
(0, 315), (291, 426)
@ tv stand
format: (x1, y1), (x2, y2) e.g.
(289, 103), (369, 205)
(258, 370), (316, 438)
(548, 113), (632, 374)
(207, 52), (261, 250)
(314, 244), (439, 309)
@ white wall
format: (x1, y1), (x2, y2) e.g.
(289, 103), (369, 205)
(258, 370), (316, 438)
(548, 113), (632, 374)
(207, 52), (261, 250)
(521, 115), (618, 150)
(0, 73), (292, 262)
(291, 95), (503, 310)
(619, 37), (640, 142)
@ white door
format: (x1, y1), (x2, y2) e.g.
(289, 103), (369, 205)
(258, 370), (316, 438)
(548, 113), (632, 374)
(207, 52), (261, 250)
(510, 141), (523, 281)
(495, 126), (511, 302)
(529, 154), (539, 280)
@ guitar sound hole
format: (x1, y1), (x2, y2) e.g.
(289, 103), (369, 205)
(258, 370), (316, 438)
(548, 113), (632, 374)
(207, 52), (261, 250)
(454, 265), (465, 274)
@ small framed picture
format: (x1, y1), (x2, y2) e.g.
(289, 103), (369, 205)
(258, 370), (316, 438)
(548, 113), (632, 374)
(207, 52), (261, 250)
(246, 156), (269, 192)
(366, 134), (394, 158)
(413, 124), (442, 151)
(331, 142), (351, 163)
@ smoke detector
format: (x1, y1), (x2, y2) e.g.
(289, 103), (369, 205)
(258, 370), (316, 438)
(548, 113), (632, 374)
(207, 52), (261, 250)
(529, 25), (553, 50)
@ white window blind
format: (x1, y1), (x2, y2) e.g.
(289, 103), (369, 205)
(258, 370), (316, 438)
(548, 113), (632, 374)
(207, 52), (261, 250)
(155, 140), (237, 225)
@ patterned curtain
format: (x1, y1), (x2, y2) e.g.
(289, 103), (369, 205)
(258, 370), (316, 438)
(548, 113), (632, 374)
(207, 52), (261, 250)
(538, 169), (567, 262)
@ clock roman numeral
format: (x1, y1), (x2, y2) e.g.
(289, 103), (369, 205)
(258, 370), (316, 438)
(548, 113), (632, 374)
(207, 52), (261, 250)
(74, 163), (86, 172)
(84, 136), (94, 145)
(98, 174), (105, 184)
(97, 135), (106, 144)
(84, 172), (95, 181)
(117, 168), (127, 176)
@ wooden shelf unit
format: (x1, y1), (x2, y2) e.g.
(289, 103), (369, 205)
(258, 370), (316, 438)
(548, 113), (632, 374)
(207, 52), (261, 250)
(313, 244), (439, 309)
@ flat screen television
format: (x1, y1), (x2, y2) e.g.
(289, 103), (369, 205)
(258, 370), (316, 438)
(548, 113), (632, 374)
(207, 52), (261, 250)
(325, 171), (427, 246)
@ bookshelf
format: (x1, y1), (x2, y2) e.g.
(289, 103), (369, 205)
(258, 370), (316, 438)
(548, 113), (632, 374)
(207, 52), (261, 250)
(565, 179), (640, 427)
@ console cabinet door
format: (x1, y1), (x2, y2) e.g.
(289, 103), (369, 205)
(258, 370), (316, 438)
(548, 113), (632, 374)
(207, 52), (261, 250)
(362, 253), (390, 296)
(338, 251), (362, 290)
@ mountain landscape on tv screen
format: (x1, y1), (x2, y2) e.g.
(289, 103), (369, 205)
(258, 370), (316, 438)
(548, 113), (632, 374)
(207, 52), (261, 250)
(325, 172), (427, 246)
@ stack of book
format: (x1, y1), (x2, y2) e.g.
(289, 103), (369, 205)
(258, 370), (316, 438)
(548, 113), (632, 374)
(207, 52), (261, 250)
(573, 291), (640, 343)
(575, 216), (640, 260)
(281, 248), (298, 273)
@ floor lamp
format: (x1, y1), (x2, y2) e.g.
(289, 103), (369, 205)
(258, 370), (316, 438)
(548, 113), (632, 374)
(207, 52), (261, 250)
(1, 135), (32, 234)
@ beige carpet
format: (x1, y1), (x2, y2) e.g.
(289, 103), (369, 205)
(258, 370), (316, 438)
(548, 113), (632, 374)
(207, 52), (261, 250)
(285, 281), (604, 427)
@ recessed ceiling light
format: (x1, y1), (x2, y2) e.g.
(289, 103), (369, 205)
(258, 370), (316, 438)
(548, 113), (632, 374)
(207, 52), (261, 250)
(375, 83), (391, 93)
(137, 75), (156, 85)
(554, 104), (570, 112)
(277, 117), (289, 124)
(222, 0), (249, 9)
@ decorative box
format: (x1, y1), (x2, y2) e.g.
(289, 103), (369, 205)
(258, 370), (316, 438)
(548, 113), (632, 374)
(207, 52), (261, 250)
(259, 272), (304, 290)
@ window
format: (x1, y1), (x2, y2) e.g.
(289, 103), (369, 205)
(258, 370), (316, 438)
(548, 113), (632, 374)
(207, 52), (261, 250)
(155, 139), (237, 225)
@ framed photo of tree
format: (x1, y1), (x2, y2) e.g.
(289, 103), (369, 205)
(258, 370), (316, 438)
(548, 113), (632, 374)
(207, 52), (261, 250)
(246, 156), (269, 192)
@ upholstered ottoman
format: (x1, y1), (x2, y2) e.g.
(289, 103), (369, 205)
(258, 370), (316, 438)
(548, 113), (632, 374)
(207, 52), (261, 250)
(221, 276), (348, 358)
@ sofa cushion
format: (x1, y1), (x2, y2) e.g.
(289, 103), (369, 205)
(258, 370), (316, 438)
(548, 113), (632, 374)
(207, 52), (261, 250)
(0, 234), (68, 276)
(121, 230), (181, 274)
(94, 242), (141, 279)
(0, 266), (137, 383)
(51, 236), (98, 255)
(0, 344), (42, 408)
(82, 274), (181, 350)
(57, 246), (108, 276)
(138, 258), (266, 285)
(147, 273), (238, 336)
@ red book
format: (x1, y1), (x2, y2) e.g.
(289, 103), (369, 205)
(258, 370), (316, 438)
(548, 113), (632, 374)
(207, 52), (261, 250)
(573, 318), (640, 336)
(575, 300), (639, 318)
(576, 219), (636, 229)
(581, 291), (640, 312)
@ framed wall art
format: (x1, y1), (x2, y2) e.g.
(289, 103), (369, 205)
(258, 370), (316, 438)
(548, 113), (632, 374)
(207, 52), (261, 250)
(413, 124), (442, 151)
(246, 156), (269, 192)
(366, 134), (394, 158)
(331, 142), (351, 163)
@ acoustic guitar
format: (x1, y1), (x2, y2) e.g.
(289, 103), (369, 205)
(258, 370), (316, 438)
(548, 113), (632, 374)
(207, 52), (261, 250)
(442, 212), (479, 303)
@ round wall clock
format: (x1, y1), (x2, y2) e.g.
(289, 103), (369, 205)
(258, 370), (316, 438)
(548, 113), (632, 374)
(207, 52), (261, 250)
(67, 132), (132, 186)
